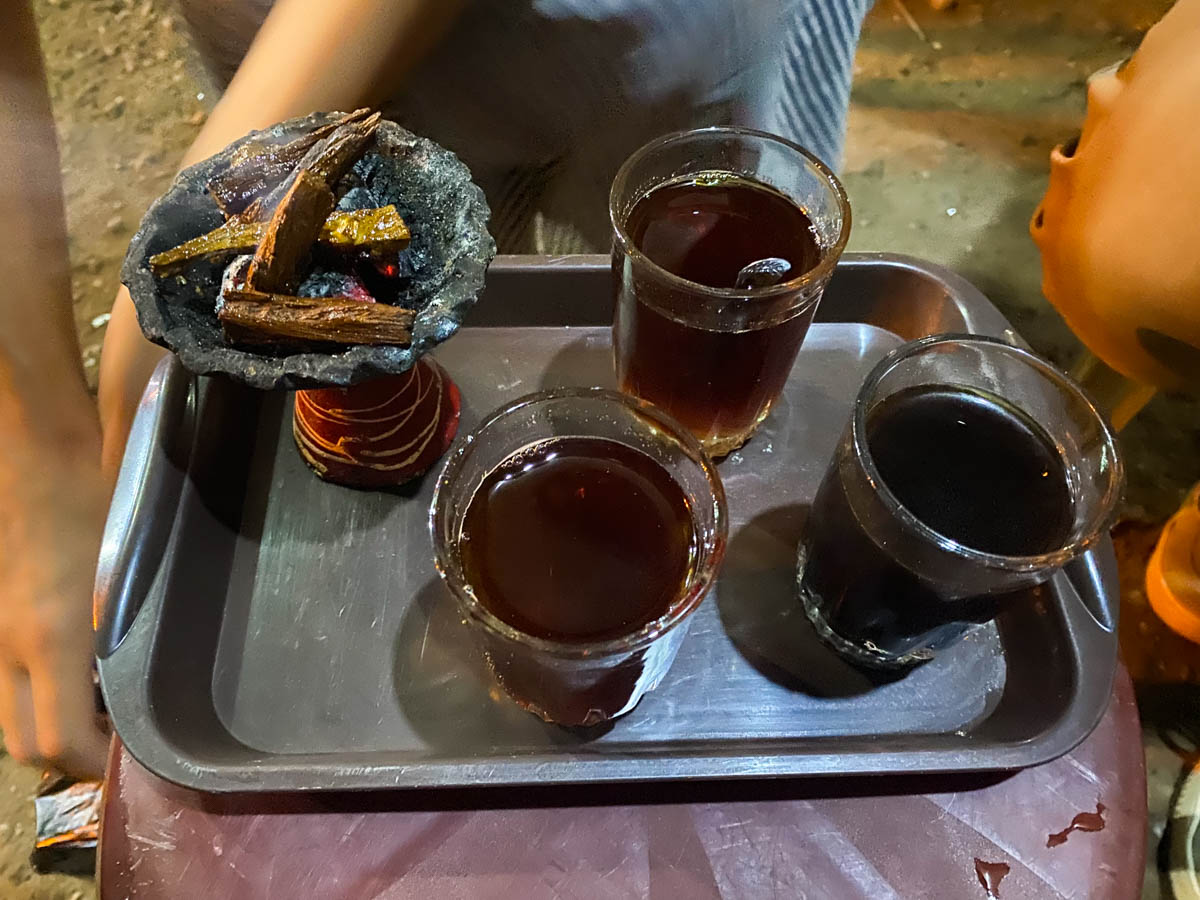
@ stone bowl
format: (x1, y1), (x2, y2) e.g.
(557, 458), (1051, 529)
(122, 112), (495, 390)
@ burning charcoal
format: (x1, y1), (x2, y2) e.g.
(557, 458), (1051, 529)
(392, 247), (416, 282)
(298, 269), (376, 303)
(337, 186), (376, 211)
(216, 254), (254, 314)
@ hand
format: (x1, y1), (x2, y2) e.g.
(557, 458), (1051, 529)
(0, 412), (110, 778)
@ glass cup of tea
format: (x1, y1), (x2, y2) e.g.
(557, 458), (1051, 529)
(430, 388), (727, 726)
(798, 335), (1124, 669)
(610, 127), (852, 457)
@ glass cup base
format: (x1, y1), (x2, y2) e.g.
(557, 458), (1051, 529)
(796, 543), (941, 670)
(615, 392), (775, 459)
(479, 633), (677, 727)
(702, 428), (754, 459)
(484, 652), (648, 727)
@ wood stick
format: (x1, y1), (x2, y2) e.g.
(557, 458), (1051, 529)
(889, 0), (928, 42)
(302, 111), (382, 184)
(246, 114), (383, 292)
(250, 112), (383, 224)
(218, 291), (414, 347)
(149, 206), (409, 276)
(227, 108), (372, 168)
(246, 170), (337, 294)
(208, 108), (373, 217)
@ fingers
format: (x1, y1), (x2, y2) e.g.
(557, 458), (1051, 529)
(0, 664), (38, 764)
(50, 732), (110, 782)
(28, 657), (108, 780)
(0, 657), (107, 778)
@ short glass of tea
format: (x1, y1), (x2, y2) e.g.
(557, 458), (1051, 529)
(430, 388), (727, 726)
(611, 127), (852, 457)
(798, 335), (1124, 669)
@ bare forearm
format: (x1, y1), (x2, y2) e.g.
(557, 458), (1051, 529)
(185, 0), (467, 165)
(0, 1), (97, 442)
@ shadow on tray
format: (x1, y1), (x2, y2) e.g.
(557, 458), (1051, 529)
(539, 333), (617, 391)
(717, 504), (905, 698)
(391, 579), (615, 752)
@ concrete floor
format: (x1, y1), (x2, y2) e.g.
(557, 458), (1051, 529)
(10, 0), (1196, 896)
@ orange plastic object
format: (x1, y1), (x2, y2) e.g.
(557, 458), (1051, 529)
(1030, 0), (1200, 392)
(1147, 485), (1200, 645)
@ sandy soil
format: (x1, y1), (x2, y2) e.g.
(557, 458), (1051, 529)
(38, 0), (209, 387)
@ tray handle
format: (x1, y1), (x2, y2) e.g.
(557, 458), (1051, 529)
(1060, 543), (1119, 634)
(94, 356), (196, 659)
(993, 325), (1118, 634)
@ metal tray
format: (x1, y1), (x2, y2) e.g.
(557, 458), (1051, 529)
(96, 254), (1119, 793)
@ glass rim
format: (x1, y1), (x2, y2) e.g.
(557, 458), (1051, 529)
(429, 386), (728, 659)
(609, 126), (852, 302)
(851, 334), (1125, 571)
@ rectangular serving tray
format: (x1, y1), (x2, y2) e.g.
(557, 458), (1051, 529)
(96, 254), (1119, 792)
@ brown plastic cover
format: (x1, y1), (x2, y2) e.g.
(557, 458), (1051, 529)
(100, 667), (1145, 899)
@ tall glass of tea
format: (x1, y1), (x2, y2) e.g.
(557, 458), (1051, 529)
(611, 127), (851, 457)
(798, 335), (1124, 669)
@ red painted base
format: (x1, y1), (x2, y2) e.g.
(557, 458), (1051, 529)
(292, 357), (461, 488)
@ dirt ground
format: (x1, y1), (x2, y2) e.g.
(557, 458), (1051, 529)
(38, 0), (209, 387)
(9, 0), (1192, 897)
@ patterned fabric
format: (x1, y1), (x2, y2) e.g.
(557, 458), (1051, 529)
(177, 0), (871, 252)
(772, 0), (875, 169)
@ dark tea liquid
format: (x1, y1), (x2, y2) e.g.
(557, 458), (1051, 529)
(630, 175), (822, 288)
(616, 174), (824, 455)
(460, 437), (696, 642)
(801, 386), (1074, 660)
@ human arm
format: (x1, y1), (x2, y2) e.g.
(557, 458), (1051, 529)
(0, 0), (111, 777)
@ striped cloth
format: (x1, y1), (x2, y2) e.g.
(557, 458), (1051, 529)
(771, 0), (875, 172)
(178, 0), (872, 253)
